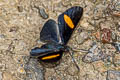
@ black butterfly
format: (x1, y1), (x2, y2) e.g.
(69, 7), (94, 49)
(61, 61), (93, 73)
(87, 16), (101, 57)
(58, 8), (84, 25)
(30, 6), (83, 70)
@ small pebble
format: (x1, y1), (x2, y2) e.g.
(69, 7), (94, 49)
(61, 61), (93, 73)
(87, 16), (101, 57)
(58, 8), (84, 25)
(17, 6), (23, 12)
(92, 31), (100, 40)
(101, 28), (112, 44)
(107, 70), (120, 80)
(115, 2), (120, 11)
(76, 32), (89, 44)
(117, 36), (120, 42)
(0, 72), (2, 80)
(0, 34), (5, 39)
(83, 43), (105, 63)
(39, 8), (49, 19)
(117, 24), (120, 32)
(111, 32), (117, 42)
(112, 42), (120, 52)
(24, 57), (44, 80)
(89, 43), (97, 53)
(9, 27), (18, 32)
(114, 53), (120, 66)
(20, 68), (25, 73)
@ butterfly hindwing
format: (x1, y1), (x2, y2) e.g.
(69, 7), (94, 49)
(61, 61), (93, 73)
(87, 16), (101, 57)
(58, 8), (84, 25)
(30, 48), (63, 62)
(58, 6), (83, 44)
(38, 51), (63, 62)
(30, 42), (64, 62)
(40, 19), (63, 44)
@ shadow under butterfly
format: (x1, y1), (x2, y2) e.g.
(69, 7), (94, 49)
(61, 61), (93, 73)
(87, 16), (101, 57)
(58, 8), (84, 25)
(30, 6), (83, 71)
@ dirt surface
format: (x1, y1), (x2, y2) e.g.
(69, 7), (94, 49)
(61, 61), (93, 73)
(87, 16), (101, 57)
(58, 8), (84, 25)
(0, 0), (120, 80)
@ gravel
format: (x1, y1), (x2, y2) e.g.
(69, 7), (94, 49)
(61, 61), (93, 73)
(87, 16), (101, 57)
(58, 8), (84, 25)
(0, 0), (120, 80)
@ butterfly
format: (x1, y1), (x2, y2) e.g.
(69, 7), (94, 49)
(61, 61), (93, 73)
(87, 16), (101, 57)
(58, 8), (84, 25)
(30, 6), (83, 70)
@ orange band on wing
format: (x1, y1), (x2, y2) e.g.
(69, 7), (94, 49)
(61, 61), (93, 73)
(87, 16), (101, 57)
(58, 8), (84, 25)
(41, 54), (60, 60)
(64, 14), (74, 29)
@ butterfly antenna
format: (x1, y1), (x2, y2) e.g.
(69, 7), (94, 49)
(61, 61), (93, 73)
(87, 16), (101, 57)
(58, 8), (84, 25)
(68, 48), (80, 72)
(72, 48), (89, 53)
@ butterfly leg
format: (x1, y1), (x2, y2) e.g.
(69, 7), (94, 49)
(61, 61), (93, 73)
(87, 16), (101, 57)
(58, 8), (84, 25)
(68, 48), (80, 72)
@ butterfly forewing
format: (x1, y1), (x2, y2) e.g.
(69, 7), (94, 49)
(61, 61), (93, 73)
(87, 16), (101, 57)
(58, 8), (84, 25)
(30, 48), (60, 57)
(58, 6), (83, 44)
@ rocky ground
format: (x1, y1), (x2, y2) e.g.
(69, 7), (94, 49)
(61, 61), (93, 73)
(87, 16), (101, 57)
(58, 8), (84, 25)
(0, 0), (120, 80)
